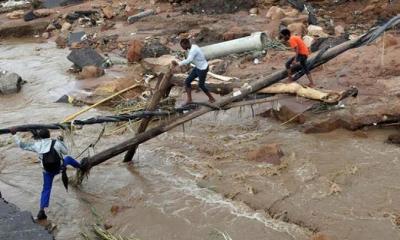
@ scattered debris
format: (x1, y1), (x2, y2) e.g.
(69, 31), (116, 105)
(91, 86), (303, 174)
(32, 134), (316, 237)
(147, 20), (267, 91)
(190, 0), (256, 14)
(67, 31), (86, 46)
(23, 8), (56, 22)
(42, 0), (83, 8)
(0, 0), (30, 14)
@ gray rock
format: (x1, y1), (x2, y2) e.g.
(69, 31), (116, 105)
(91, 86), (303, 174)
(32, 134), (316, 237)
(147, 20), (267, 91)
(141, 40), (170, 59)
(0, 70), (22, 94)
(67, 47), (105, 69)
(0, 196), (53, 240)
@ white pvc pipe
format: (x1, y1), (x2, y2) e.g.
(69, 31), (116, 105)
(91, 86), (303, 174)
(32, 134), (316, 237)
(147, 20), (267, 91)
(201, 32), (268, 60)
(127, 9), (155, 24)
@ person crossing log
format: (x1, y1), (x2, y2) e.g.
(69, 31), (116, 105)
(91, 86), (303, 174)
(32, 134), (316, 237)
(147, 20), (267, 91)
(79, 33), (373, 173)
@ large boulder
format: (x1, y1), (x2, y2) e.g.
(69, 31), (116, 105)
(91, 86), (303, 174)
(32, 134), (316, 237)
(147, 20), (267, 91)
(127, 39), (170, 63)
(287, 22), (306, 36)
(0, 70), (23, 94)
(334, 25), (345, 36)
(102, 5), (114, 19)
(303, 35), (314, 48)
(280, 14), (308, 26)
(67, 47), (105, 69)
(0, 19), (49, 38)
(126, 39), (144, 63)
(142, 55), (177, 75)
(307, 25), (328, 38)
(266, 6), (285, 20)
(141, 39), (170, 59)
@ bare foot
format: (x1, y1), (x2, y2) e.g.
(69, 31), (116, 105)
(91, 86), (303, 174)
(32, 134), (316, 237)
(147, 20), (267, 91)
(307, 83), (316, 88)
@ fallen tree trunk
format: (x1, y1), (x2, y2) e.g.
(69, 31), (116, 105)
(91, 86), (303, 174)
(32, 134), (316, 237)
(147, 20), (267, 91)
(80, 16), (400, 172)
(259, 82), (358, 104)
(123, 71), (172, 162)
(82, 41), (357, 169)
(0, 111), (171, 135)
(170, 74), (240, 95)
(0, 95), (286, 135)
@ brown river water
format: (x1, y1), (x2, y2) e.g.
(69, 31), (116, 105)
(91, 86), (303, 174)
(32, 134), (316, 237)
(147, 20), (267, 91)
(1, 42), (400, 240)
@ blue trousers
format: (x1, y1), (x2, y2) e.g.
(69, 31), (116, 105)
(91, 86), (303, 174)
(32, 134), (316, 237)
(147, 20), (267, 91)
(40, 156), (80, 209)
(185, 67), (210, 93)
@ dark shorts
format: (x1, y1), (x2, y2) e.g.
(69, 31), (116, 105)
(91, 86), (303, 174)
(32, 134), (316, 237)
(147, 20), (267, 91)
(185, 67), (209, 93)
(285, 54), (309, 74)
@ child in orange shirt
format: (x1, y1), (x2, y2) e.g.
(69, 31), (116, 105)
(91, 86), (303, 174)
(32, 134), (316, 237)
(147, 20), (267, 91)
(280, 29), (315, 87)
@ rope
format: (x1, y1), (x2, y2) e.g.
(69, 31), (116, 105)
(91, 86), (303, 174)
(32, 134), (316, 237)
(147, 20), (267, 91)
(75, 126), (105, 159)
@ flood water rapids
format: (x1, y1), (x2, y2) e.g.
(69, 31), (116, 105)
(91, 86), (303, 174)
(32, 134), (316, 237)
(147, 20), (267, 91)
(1, 42), (400, 240)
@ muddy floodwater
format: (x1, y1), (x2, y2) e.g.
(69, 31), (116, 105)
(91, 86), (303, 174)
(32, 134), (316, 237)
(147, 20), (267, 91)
(1, 42), (400, 240)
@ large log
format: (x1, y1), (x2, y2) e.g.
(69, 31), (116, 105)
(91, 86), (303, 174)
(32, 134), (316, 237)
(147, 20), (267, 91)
(259, 82), (358, 104)
(82, 36), (367, 170)
(0, 96), (284, 135)
(81, 15), (400, 170)
(123, 71), (173, 162)
(169, 74), (240, 95)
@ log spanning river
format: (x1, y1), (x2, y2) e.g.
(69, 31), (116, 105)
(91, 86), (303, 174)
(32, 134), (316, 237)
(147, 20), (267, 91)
(1, 42), (400, 240)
